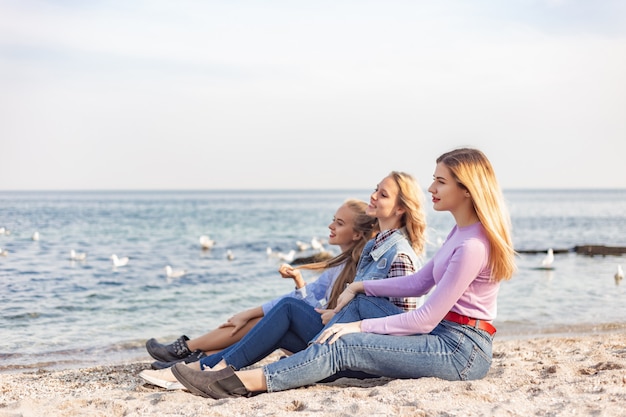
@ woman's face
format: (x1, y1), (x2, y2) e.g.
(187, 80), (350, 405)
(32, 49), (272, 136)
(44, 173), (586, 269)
(367, 175), (404, 224)
(328, 203), (361, 252)
(428, 162), (467, 212)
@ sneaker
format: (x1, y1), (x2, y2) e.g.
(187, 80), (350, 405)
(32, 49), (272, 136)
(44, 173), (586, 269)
(145, 335), (192, 362)
(151, 349), (208, 370)
(139, 369), (185, 390)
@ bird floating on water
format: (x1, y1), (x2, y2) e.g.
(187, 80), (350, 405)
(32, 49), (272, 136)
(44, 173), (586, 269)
(32, 231), (40, 241)
(226, 250), (235, 261)
(111, 254), (129, 267)
(310, 237), (324, 251)
(165, 265), (186, 279)
(615, 264), (624, 284)
(70, 249), (87, 261)
(199, 235), (216, 250)
(539, 248), (555, 270)
(296, 240), (311, 251)
(277, 250), (296, 262)
(0, 248), (8, 257)
(0, 227), (10, 235)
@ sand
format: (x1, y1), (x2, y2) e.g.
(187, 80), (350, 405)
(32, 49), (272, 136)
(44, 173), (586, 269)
(1, 332), (625, 417)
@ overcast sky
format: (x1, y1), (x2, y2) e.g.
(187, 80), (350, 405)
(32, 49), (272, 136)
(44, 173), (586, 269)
(1, 0), (625, 191)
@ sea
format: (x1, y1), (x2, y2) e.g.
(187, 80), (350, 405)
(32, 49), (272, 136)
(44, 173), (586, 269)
(1, 189), (625, 373)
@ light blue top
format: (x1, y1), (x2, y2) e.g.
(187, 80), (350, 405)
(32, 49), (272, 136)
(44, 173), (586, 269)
(261, 264), (344, 315)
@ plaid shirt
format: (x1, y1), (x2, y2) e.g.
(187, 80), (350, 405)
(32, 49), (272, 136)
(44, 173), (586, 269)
(371, 229), (419, 312)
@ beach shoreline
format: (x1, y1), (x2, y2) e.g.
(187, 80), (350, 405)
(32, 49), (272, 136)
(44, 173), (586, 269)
(2, 331), (625, 417)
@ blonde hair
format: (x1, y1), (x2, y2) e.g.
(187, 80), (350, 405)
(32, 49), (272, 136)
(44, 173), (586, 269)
(298, 199), (379, 309)
(388, 171), (427, 256)
(436, 148), (516, 281)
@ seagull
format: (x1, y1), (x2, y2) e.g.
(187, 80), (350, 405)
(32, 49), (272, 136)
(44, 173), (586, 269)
(310, 237), (324, 251)
(199, 235), (216, 250)
(165, 265), (186, 279)
(615, 264), (624, 284)
(296, 240), (311, 251)
(0, 248), (8, 256)
(540, 248), (554, 270)
(69, 249), (87, 261)
(226, 250), (235, 261)
(0, 227), (7, 235)
(32, 231), (40, 241)
(111, 254), (129, 267)
(277, 250), (296, 262)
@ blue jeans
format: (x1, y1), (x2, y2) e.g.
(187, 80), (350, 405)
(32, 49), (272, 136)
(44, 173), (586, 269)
(263, 296), (494, 392)
(199, 297), (324, 370)
(311, 294), (405, 341)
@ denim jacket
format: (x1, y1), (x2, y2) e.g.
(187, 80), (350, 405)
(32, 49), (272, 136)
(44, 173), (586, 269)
(354, 228), (420, 282)
(353, 228), (423, 310)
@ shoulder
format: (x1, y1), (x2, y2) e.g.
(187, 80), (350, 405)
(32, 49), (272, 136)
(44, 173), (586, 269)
(447, 224), (489, 257)
(324, 263), (344, 277)
(456, 225), (490, 264)
(460, 236), (488, 256)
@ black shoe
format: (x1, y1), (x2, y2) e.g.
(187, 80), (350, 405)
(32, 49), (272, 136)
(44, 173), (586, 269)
(171, 363), (252, 399)
(151, 349), (207, 370)
(145, 335), (192, 362)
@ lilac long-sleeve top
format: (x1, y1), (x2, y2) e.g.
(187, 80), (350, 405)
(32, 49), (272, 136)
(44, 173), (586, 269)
(361, 222), (500, 336)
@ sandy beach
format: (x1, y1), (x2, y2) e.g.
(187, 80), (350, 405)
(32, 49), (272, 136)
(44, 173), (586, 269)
(1, 331), (625, 417)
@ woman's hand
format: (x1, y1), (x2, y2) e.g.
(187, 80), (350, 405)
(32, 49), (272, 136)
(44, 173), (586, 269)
(218, 311), (250, 336)
(315, 321), (362, 345)
(333, 282), (364, 312)
(314, 308), (336, 325)
(278, 263), (305, 288)
(278, 263), (296, 278)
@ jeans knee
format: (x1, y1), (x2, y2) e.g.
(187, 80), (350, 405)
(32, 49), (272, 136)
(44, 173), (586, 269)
(355, 295), (402, 317)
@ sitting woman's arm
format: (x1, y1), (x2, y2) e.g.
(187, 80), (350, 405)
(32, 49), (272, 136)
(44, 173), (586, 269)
(362, 239), (488, 335)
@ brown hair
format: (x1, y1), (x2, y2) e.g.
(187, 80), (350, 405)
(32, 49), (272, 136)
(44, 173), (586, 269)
(298, 199), (379, 309)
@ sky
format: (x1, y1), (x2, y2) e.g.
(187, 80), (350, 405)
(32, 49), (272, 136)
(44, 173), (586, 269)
(1, 0), (625, 191)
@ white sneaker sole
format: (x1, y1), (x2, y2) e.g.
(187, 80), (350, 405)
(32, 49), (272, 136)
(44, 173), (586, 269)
(139, 370), (185, 390)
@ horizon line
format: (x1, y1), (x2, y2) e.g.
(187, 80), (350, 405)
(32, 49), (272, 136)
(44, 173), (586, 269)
(1, 187), (625, 193)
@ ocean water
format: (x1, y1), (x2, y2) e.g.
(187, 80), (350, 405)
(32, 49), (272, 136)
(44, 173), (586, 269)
(1, 189), (625, 372)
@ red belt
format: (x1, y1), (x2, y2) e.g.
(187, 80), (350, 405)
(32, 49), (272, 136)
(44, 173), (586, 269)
(444, 311), (496, 336)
